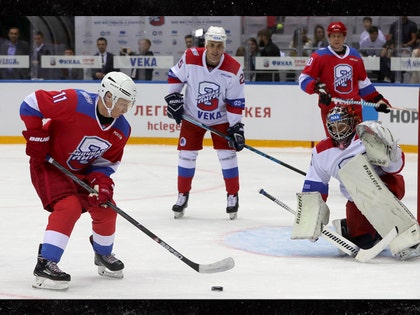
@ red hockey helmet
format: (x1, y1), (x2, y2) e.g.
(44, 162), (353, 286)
(327, 21), (347, 36)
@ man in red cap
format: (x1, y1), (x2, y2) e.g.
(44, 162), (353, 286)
(299, 21), (392, 136)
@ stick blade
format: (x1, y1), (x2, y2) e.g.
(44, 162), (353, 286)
(354, 226), (398, 263)
(198, 257), (235, 273)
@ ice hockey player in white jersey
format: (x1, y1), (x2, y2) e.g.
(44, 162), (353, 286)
(164, 26), (246, 220)
(292, 105), (420, 260)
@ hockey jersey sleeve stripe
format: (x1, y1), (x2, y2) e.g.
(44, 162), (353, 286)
(302, 180), (329, 196)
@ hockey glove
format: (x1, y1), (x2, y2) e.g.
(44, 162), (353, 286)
(366, 93), (392, 113)
(164, 92), (184, 124)
(22, 129), (50, 165)
(227, 122), (245, 151)
(86, 172), (114, 207)
(314, 82), (331, 106)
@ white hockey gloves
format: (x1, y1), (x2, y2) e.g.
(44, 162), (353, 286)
(291, 192), (330, 242)
(356, 120), (399, 167)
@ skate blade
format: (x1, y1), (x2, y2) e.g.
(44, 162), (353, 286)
(97, 265), (124, 279)
(173, 211), (184, 219)
(229, 212), (237, 220)
(32, 276), (69, 291)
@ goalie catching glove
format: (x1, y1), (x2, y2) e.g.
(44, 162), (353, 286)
(356, 120), (400, 167)
(291, 192), (330, 242)
(164, 92), (184, 124)
(85, 172), (114, 207)
(22, 129), (50, 165)
(314, 81), (331, 106)
(227, 122), (245, 151)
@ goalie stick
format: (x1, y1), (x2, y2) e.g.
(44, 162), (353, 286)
(47, 156), (234, 274)
(258, 188), (398, 262)
(331, 97), (418, 112)
(182, 114), (306, 176)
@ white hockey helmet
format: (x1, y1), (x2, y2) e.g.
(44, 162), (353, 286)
(204, 26), (227, 46)
(99, 71), (137, 116)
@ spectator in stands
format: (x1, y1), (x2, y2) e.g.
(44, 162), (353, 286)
(388, 16), (418, 54)
(129, 38), (154, 81)
(289, 26), (313, 57)
(256, 28), (280, 81)
(0, 26), (30, 80)
(378, 39), (396, 83)
(246, 37), (259, 81)
(185, 34), (194, 49)
(287, 27), (312, 82)
(31, 31), (54, 80)
(359, 17), (386, 47)
(409, 31), (420, 84)
(59, 48), (84, 80)
(359, 26), (386, 56)
(235, 45), (245, 56)
(91, 37), (119, 80)
(312, 24), (328, 49)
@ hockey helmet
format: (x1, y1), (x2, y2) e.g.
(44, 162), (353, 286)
(326, 106), (356, 148)
(204, 26), (227, 46)
(327, 21), (347, 37)
(99, 71), (137, 115)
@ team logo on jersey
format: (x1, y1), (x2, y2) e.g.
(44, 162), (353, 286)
(67, 136), (111, 171)
(334, 64), (353, 94)
(196, 81), (221, 116)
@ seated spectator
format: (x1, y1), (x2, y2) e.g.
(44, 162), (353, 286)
(359, 26), (386, 56)
(256, 28), (281, 82)
(388, 16), (418, 55)
(359, 17), (386, 47)
(287, 27), (312, 82)
(0, 26), (30, 79)
(312, 24), (328, 49)
(184, 34), (194, 49)
(246, 37), (260, 81)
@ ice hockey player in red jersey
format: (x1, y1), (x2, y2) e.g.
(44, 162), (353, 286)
(20, 71), (137, 290)
(299, 21), (392, 136)
(164, 26), (246, 220)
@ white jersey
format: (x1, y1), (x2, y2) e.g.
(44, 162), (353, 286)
(303, 134), (404, 201)
(167, 47), (245, 126)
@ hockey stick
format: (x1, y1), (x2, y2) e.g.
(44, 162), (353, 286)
(332, 97), (418, 112)
(47, 156), (234, 273)
(181, 115), (306, 176)
(258, 188), (398, 262)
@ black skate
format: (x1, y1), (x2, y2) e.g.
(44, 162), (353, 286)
(90, 235), (124, 279)
(226, 194), (239, 220)
(172, 192), (189, 219)
(32, 244), (70, 291)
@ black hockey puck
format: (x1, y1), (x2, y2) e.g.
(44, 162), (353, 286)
(211, 286), (223, 291)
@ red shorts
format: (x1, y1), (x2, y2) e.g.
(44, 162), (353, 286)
(177, 120), (231, 150)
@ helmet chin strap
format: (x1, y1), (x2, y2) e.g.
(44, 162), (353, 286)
(101, 94), (116, 117)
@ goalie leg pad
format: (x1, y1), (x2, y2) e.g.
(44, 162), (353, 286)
(291, 192), (330, 241)
(338, 153), (417, 238)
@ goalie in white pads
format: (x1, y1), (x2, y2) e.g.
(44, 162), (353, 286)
(293, 105), (420, 260)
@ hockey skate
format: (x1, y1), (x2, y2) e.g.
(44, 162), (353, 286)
(89, 236), (124, 279)
(226, 194), (239, 220)
(397, 244), (420, 261)
(172, 192), (189, 219)
(32, 244), (71, 291)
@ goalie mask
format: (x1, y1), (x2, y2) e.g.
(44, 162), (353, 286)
(99, 71), (137, 117)
(326, 106), (357, 149)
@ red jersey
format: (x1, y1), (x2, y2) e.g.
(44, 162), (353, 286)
(19, 89), (131, 176)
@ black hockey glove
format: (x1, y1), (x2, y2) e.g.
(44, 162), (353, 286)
(373, 94), (392, 113)
(164, 92), (184, 124)
(314, 82), (331, 106)
(227, 123), (245, 151)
